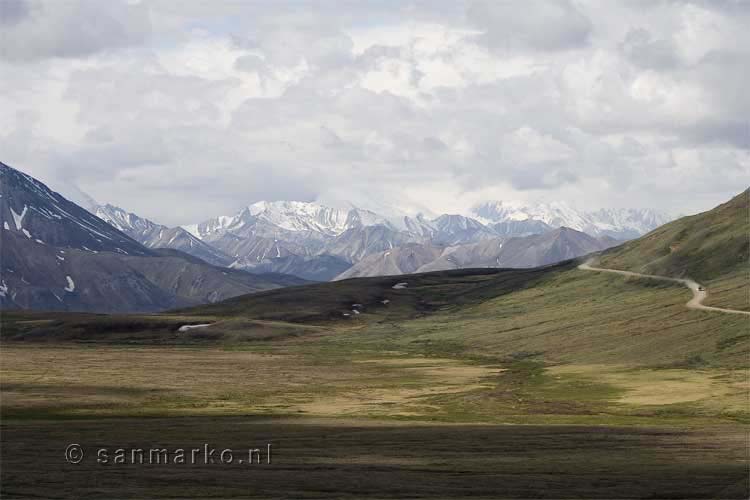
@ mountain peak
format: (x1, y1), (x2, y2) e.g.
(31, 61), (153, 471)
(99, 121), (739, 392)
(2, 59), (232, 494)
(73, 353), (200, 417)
(472, 199), (672, 238)
(1, 162), (148, 256)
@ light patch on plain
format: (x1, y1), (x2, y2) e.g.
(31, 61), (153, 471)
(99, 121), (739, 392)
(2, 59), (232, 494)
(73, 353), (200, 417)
(549, 364), (744, 409)
(297, 357), (500, 418)
(178, 323), (212, 332)
(64, 276), (75, 292)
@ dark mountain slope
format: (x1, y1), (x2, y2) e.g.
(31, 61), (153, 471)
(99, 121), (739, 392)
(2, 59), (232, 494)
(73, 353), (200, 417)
(248, 254), (352, 282)
(0, 162), (306, 313)
(0, 162), (148, 256)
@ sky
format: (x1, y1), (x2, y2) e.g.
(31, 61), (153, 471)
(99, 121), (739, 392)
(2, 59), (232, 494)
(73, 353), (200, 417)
(1, 0), (748, 226)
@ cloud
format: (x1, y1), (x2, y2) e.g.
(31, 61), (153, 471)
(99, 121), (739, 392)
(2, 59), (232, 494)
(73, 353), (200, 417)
(0, 0), (747, 224)
(0, 0), (29, 25)
(467, 0), (592, 52)
(0, 0), (151, 61)
(620, 28), (682, 70)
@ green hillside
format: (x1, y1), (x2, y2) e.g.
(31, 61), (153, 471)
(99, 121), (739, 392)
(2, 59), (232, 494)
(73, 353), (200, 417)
(599, 189), (749, 282)
(4, 257), (746, 367)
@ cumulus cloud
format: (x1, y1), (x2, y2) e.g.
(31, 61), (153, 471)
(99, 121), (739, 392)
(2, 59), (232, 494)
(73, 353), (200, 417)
(0, 0), (747, 225)
(620, 28), (682, 70)
(0, 0), (29, 25)
(0, 0), (151, 61)
(467, 0), (592, 52)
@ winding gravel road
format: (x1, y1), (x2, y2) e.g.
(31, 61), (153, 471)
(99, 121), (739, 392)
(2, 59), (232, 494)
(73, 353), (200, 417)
(579, 260), (750, 316)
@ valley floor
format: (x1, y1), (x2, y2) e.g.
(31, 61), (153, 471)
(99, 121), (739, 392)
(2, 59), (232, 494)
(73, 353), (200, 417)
(1, 341), (748, 499)
(1, 263), (748, 498)
(1, 344), (748, 425)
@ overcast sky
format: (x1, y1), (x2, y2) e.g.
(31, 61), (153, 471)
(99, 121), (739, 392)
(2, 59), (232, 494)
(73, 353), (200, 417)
(1, 0), (748, 225)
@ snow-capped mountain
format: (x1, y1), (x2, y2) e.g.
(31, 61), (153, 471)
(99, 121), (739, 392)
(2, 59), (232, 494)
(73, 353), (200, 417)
(95, 204), (232, 267)
(185, 201), (395, 241)
(431, 214), (497, 245)
(473, 200), (590, 230)
(401, 214), (437, 239)
(247, 201), (352, 234)
(472, 201), (672, 239)
(174, 197), (672, 280)
(583, 208), (673, 240)
(0, 162), (148, 257)
(0, 162), (302, 313)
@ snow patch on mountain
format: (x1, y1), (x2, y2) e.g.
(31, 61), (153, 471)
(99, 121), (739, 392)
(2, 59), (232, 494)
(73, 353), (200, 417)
(472, 201), (672, 238)
(473, 200), (589, 229)
(248, 201), (351, 234)
(182, 223), (200, 238)
(10, 205), (28, 230)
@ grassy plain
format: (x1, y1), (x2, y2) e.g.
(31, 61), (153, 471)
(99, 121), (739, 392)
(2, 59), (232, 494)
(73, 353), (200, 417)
(2, 261), (748, 498)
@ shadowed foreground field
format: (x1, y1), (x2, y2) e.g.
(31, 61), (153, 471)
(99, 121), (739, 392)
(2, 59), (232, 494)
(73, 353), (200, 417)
(2, 417), (748, 499)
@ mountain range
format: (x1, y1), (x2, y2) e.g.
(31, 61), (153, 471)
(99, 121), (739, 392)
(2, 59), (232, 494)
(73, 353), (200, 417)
(0, 161), (675, 312)
(169, 199), (670, 280)
(0, 162), (305, 313)
(337, 227), (618, 279)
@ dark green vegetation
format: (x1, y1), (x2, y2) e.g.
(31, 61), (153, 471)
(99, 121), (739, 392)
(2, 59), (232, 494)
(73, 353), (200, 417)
(2, 190), (748, 499)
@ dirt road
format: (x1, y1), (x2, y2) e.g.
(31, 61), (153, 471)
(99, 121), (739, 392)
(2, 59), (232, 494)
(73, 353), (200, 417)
(579, 260), (750, 316)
